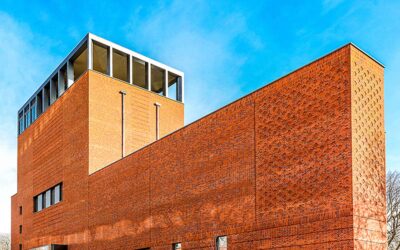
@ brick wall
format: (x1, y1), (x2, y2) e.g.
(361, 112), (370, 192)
(11, 44), (386, 249)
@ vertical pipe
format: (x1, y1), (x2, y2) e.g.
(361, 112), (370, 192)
(154, 103), (161, 140)
(120, 90), (127, 157)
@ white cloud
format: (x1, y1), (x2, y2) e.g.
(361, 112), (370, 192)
(123, 1), (263, 123)
(0, 12), (57, 234)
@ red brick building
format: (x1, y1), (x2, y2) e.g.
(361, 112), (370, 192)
(11, 34), (386, 249)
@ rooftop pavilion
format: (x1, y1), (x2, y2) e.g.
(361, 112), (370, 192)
(17, 33), (184, 135)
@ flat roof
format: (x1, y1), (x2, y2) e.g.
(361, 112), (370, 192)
(18, 33), (184, 114)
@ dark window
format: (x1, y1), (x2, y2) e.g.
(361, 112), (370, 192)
(71, 43), (88, 80)
(60, 65), (68, 92)
(132, 57), (148, 89)
(93, 41), (109, 75)
(36, 92), (43, 116)
(19, 206), (22, 215)
(43, 83), (50, 111)
(168, 72), (181, 101)
(18, 112), (24, 134)
(30, 100), (37, 122)
(19, 225), (22, 234)
(216, 236), (227, 250)
(50, 75), (58, 104)
(113, 49), (129, 82)
(151, 65), (165, 95)
(24, 106), (30, 128)
(19, 244), (22, 250)
(172, 243), (181, 250)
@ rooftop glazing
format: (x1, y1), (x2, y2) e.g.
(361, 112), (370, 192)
(17, 33), (184, 135)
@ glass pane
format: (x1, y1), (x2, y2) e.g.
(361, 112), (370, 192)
(72, 45), (88, 80)
(217, 236), (227, 250)
(93, 42), (109, 75)
(151, 65), (165, 95)
(36, 92), (43, 115)
(113, 49), (129, 82)
(18, 112), (24, 134)
(168, 72), (179, 101)
(37, 194), (43, 211)
(54, 184), (61, 204)
(132, 58), (147, 89)
(31, 101), (36, 122)
(173, 243), (181, 250)
(45, 190), (51, 208)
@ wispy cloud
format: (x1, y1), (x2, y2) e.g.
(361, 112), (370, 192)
(123, 1), (263, 123)
(0, 12), (57, 234)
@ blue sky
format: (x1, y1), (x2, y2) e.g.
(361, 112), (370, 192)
(0, 0), (399, 233)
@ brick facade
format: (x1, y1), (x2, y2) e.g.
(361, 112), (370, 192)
(11, 44), (386, 249)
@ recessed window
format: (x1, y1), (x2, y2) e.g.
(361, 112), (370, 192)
(50, 75), (58, 104)
(34, 194), (43, 212)
(71, 43), (88, 80)
(36, 92), (43, 116)
(132, 57), (148, 89)
(30, 99), (37, 123)
(151, 65), (165, 95)
(24, 106), (30, 128)
(19, 206), (22, 215)
(43, 83), (50, 111)
(19, 244), (22, 250)
(59, 65), (68, 93)
(18, 112), (24, 134)
(19, 225), (22, 234)
(172, 243), (181, 250)
(34, 183), (62, 212)
(168, 72), (181, 101)
(54, 184), (62, 204)
(113, 49), (129, 82)
(92, 41), (109, 75)
(45, 189), (51, 208)
(216, 236), (227, 250)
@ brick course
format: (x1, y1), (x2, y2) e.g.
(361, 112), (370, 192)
(11, 44), (386, 249)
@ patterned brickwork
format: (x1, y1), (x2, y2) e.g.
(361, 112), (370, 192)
(351, 47), (386, 248)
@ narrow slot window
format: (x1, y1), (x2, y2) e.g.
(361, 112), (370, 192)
(59, 65), (68, 92)
(216, 236), (227, 250)
(24, 106), (30, 128)
(50, 75), (58, 104)
(54, 184), (62, 204)
(19, 225), (22, 234)
(37, 194), (43, 212)
(30, 99), (37, 123)
(43, 83), (50, 111)
(18, 112), (24, 134)
(92, 41), (109, 75)
(19, 206), (22, 215)
(71, 43), (88, 80)
(112, 49), (129, 82)
(45, 190), (51, 208)
(36, 92), (43, 116)
(132, 57), (148, 89)
(151, 65), (165, 95)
